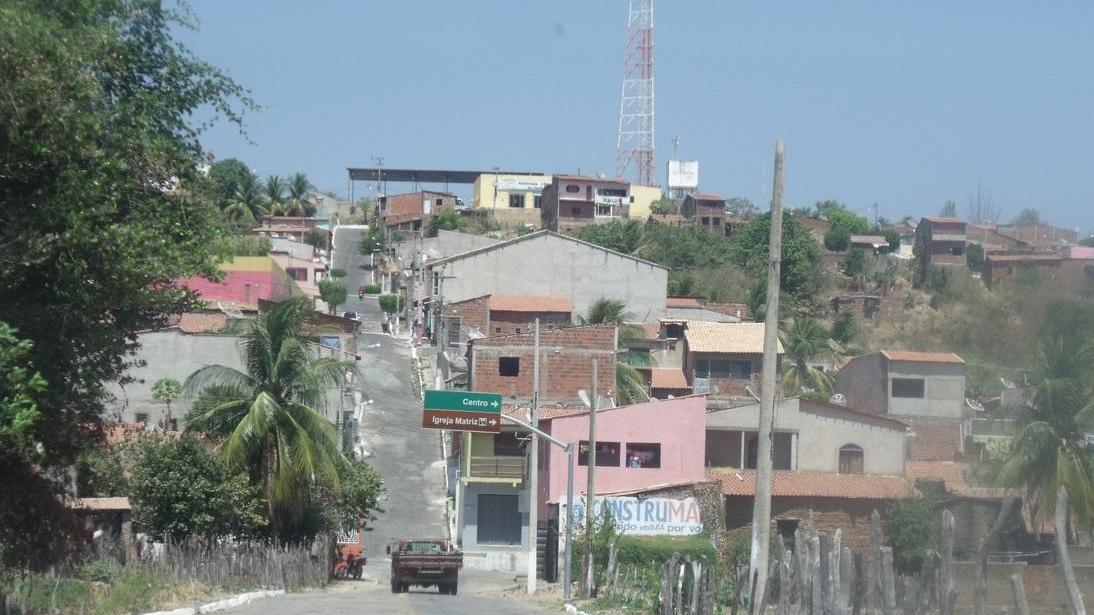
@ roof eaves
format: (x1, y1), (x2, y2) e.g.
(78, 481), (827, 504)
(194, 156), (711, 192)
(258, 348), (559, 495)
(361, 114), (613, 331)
(426, 230), (668, 271)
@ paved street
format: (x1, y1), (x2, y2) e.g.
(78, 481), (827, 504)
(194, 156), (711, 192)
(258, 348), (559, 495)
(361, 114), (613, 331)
(272, 226), (551, 614)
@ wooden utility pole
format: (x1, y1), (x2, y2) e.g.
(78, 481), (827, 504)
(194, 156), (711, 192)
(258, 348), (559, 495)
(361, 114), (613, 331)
(527, 319), (540, 594)
(1055, 486), (1087, 615)
(584, 360), (599, 596)
(748, 139), (785, 612)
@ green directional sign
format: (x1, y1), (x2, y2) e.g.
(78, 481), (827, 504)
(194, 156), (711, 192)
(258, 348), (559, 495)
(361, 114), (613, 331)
(424, 389), (502, 414)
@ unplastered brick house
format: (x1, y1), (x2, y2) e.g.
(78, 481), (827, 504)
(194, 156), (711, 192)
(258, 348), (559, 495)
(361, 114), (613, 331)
(836, 350), (968, 461)
(913, 216), (967, 284)
(680, 193), (728, 236)
(682, 322), (781, 398)
(438, 294), (573, 349)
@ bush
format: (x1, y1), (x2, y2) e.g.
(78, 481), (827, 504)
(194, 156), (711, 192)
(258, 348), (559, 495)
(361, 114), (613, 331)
(363, 283), (380, 295)
(832, 311), (858, 345)
(329, 268), (347, 278)
(887, 496), (939, 573)
(318, 278), (347, 313)
(378, 294), (404, 314)
(966, 242), (985, 272)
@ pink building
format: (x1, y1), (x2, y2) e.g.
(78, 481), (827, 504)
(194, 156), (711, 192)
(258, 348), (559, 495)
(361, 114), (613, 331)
(536, 394), (708, 514)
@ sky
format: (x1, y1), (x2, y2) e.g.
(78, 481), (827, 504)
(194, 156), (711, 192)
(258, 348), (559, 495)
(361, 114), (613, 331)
(179, 1), (1094, 230)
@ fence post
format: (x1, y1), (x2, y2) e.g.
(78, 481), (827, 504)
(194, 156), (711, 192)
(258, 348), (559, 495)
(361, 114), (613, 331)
(879, 547), (897, 615)
(940, 510), (955, 615)
(1009, 573), (1031, 615)
(839, 547), (853, 615)
(810, 535), (822, 615)
(867, 509), (882, 615)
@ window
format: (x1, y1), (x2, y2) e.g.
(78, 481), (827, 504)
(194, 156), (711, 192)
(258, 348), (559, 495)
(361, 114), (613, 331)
(696, 359), (752, 379)
(515, 328), (521, 334)
(286, 267), (307, 281)
(435, 198), (443, 206)
(839, 444), (864, 474)
(579, 441), (621, 467)
(712, 218), (722, 226)
(534, 195), (542, 209)
(493, 432), (525, 457)
(167, 419), (178, 431)
(477, 494), (521, 545)
(950, 246), (964, 256)
(432, 271), (441, 296)
(571, 207), (581, 216)
(701, 217), (710, 225)
(509, 193), (525, 208)
(891, 378), (925, 398)
(565, 184), (581, 194)
(135, 413), (149, 425)
(596, 203), (613, 216)
(499, 357), (520, 377)
(776, 519), (800, 541)
(446, 317), (461, 347)
(598, 188), (627, 198)
(626, 443), (661, 469)
(495, 327), (502, 333)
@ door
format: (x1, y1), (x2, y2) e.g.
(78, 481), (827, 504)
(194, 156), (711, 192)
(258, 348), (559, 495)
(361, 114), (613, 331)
(477, 494), (521, 545)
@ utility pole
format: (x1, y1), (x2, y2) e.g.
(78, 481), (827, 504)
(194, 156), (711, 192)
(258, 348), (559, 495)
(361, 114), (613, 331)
(372, 156), (384, 196)
(584, 360), (598, 597)
(527, 319), (540, 594)
(748, 140), (785, 611)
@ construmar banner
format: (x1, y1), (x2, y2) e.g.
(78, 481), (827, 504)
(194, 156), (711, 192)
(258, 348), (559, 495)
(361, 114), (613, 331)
(561, 496), (703, 536)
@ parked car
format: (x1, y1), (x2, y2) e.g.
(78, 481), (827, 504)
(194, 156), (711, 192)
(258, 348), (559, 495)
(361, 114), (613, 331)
(388, 539), (462, 595)
(343, 311), (359, 321)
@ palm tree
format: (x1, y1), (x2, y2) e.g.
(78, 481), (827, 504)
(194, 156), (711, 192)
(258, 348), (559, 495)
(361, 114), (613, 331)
(183, 297), (358, 539)
(264, 175), (287, 210)
(997, 338), (1094, 530)
(224, 173), (268, 225)
(583, 298), (632, 324)
(287, 172), (314, 217)
(780, 319), (837, 397)
(614, 362), (649, 406)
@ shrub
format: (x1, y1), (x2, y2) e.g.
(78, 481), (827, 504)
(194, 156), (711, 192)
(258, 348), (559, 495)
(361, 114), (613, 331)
(378, 294), (404, 314)
(363, 283), (381, 295)
(887, 496), (939, 573)
(329, 268), (347, 278)
(832, 311), (858, 345)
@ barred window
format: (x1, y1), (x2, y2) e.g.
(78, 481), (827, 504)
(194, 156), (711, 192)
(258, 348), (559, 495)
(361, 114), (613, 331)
(696, 358), (752, 379)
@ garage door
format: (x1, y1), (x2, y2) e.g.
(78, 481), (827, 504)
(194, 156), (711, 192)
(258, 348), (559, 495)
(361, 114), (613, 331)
(477, 494), (521, 545)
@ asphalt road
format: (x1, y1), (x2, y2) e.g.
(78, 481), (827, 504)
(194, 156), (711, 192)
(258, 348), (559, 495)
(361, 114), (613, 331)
(274, 227), (550, 614)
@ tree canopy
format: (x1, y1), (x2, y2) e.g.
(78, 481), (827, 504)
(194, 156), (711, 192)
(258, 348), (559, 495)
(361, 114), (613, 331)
(727, 213), (823, 310)
(0, 0), (253, 567)
(818, 201), (870, 251)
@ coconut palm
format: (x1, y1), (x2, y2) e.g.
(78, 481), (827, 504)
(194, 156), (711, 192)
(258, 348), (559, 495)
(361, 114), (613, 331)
(223, 173), (267, 225)
(264, 175), (287, 209)
(183, 297), (358, 539)
(780, 318), (837, 396)
(997, 338), (1094, 530)
(583, 298), (632, 325)
(614, 362), (650, 406)
(287, 172), (314, 217)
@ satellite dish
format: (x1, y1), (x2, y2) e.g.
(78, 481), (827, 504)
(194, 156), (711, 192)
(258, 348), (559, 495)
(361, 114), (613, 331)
(217, 302), (245, 320)
(578, 390), (591, 408)
(966, 398), (986, 413)
(1000, 377), (1016, 390)
(828, 393), (847, 406)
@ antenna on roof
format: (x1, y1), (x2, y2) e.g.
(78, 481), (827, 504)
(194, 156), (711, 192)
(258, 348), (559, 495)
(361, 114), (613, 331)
(1000, 377), (1016, 390)
(828, 393), (847, 406)
(217, 302), (245, 320)
(966, 398), (985, 413)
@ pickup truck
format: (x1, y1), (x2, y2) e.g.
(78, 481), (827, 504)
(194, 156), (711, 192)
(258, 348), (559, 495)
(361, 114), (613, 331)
(387, 539), (463, 595)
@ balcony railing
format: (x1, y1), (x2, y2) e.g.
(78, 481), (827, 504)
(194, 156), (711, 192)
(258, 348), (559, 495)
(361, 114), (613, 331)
(468, 456), (525, 481)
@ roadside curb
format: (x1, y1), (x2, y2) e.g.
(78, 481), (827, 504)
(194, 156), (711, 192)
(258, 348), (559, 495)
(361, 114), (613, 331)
(564, 603), (592, 615)
(141, 589), (285, 615)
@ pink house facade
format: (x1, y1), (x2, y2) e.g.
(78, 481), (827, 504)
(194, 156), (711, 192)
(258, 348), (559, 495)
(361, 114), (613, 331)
(536, 394), (707, 515)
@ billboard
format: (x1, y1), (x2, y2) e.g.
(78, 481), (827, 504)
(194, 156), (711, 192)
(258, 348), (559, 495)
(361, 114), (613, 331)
(667, 160), (699, 190)
(560, 496), (703, 536)
(497, 177), (550, 193)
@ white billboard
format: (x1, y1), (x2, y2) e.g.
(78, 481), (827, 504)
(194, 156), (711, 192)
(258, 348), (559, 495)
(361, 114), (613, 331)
(667, 160), (699, 190)
(560, 496), (703, 536)
(497, 177), (550, 193)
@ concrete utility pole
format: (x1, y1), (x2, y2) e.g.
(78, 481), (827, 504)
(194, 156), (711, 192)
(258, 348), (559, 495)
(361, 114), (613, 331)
(584, 361), (598, 596)
(527, 319), (541, 594)
(748, 140), (785, 611)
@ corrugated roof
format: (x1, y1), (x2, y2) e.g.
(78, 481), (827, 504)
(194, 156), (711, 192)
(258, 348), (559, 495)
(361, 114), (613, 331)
(704, 303), (752, 320)
(489, 295), (572, 313)
(639, 322), (661, 340)
(710, 469), (912, 500)
(70, 497), (131, 512)
(684, 322), (782, 354)
(880, 350), (964, 364)
(649, 368), (690, 390)
(666, 296), (704, 309)
(426, 230), (667, 271)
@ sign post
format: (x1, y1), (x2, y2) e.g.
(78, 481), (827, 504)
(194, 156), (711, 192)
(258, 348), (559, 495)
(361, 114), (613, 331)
(421, 390), (503, 434)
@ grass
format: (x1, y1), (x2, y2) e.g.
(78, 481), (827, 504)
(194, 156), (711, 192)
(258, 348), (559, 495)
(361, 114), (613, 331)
(2, 569), (221, 615)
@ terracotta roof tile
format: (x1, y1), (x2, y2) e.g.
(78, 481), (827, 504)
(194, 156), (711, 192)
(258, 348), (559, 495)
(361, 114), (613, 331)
(850, 235), (888, 245)
(649, 368), (690, 390)
(880, 350), (964, 364)
(684, 322), (783, 354)
(639, 322), (661, 340)
(704, 303), (752, 320)
(985, 255), (1063, 263)
(666, 296), (704, 309)
(489, 295), (573, 313)
(709, 469), (912, 500)
(686, 193), (725, 202)
(177, 312), (228, 334)
(922, 216), (966, 224)
(70, 497), (131, 512)
(906, 461), (1006, 498)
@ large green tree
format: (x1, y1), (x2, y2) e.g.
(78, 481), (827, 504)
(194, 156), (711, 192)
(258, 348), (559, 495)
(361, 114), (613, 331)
(0, 0), (252, 567)
(728, 213), (823, 310)
(224, 172), (267, 225)
(183, 298), (357, 539)
(208, 159), (253, 207)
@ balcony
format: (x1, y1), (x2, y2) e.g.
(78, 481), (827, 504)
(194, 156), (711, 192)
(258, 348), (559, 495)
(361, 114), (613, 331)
(464, 455), (525, 484)
(932, 233), (966, 242)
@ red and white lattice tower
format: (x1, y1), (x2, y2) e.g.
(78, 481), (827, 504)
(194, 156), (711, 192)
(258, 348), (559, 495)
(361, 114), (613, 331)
(615, 0), (655, 186)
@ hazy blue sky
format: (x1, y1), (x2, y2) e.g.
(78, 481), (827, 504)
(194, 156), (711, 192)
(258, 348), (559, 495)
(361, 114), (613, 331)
(180, 1), (1094, 230)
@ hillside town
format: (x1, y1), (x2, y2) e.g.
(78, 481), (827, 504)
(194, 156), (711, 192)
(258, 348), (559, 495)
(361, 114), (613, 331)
(3, 2), (1094, 615)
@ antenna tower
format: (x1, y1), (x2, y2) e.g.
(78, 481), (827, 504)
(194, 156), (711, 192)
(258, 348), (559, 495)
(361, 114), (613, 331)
(615, 0), (655, 186)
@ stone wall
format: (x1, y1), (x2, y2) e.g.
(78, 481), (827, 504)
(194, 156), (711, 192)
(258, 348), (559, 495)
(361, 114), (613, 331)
(724, 495), (890, 552)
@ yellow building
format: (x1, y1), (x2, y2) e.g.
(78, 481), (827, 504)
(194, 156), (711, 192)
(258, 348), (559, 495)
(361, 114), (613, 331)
(628, 184), (663, 220)
(472, 173), (552, 228)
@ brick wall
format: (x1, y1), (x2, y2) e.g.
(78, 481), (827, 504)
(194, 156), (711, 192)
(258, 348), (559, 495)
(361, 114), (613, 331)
(725, 495), (889, 552)
(905, 417), (965, 461)
(443, 295), (490, 343)
(488, 310), (571, 336)
(470, 324), (617, 401)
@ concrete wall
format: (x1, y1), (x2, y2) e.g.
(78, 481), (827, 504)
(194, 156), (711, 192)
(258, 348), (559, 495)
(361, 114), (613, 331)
(430, 232), (667, 320)
(887, 361), (966, 419)
(628, 184), (662, 220)
(105, 331), (246, 427)
(705, 399), (906, 475)
(540, 396), (708, 506)
(837, 353), (889, 413)
(471, 173), (551, 212)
